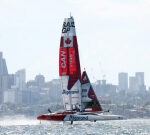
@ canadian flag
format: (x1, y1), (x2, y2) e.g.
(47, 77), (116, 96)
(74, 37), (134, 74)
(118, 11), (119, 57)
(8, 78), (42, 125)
(64, 36), (73, 47)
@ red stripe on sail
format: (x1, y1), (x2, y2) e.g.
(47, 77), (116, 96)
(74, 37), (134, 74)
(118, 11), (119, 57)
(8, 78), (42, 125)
(59, 36), (81, 89)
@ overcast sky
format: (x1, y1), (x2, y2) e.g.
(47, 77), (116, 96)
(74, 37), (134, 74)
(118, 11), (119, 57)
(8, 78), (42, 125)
(0, 0), (150, 86)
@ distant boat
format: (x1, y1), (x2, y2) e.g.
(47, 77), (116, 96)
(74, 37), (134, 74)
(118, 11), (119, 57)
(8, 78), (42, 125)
(37, 16), (124, 124)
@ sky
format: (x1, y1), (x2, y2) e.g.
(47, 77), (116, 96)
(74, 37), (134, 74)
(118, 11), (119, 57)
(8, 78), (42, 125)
(0, 0), (150, 86)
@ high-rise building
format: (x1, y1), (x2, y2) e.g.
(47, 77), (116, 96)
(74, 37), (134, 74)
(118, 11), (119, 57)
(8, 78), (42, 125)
(0, 52), (8, 75)
(0, 52), (8, 104)
(4, 90), (16, 104)
(135, 72), (146, 90)
(118, 72), (128, 91)
(35, 74), (45, 87)
(0, 76), (3, 103)
(129, 72), (146, 91)
(15, 69), (26, 90)
(135, 72), (144, 86)
(1, 75), (8, 90)
(7, 74), (15, 89)
(4, 88), (22, 104)
(129, 76), (137, 90)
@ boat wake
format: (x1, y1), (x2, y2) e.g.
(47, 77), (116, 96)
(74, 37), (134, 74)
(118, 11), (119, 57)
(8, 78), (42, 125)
(0, 117), (39, 126)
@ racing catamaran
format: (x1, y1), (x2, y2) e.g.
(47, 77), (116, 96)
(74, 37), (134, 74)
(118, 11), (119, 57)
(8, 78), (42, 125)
(37, 16), (124, 124)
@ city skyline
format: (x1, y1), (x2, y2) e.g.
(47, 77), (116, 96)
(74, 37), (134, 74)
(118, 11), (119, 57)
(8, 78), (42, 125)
(0, 0), (150, 86)
(1, 51), (149, 90)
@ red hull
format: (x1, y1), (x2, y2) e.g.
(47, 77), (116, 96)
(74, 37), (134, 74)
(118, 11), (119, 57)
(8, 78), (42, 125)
(37, 111), (75, 121)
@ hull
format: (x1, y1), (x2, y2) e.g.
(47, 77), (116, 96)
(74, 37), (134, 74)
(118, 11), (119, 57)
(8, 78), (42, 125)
(37, 111), (75, 121)
(37, 112), (124, 121)
(64, 114), (124, 121)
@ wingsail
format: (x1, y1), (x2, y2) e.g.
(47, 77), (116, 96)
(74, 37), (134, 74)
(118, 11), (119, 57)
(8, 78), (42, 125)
(59, 16), (82, 111)
(81, 71), (103, 112)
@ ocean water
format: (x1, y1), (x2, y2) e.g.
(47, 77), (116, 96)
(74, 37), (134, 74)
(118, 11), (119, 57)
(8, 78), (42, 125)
(0, 119), (150, 135)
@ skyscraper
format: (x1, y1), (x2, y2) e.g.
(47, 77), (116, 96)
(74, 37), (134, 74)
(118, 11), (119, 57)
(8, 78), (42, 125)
(135, 72), (144, 86)
(15, 69), (26, 90)
(118, 72), (128, 91)
(7, 74), (15, 89)
(35, 74), (45, 87)
(0, 52), (8, 75)
(129, 76), (137, 90)
(0, 52), (8, 104)
(129, 72), (146, 91)
(135, 72), (146, 90)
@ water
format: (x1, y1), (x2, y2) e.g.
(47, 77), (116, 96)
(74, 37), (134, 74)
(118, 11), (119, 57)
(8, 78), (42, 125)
(0, 119), (150, 135)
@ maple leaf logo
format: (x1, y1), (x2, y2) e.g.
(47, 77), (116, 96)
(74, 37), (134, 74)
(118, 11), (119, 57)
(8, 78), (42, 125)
(65, 38), (72, 45)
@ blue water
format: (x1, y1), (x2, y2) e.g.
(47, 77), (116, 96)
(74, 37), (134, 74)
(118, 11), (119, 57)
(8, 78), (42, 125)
(0, 119), (150, 135)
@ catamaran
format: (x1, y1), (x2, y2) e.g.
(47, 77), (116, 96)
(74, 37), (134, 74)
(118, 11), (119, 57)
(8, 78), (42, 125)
(37, 16), (124, 124)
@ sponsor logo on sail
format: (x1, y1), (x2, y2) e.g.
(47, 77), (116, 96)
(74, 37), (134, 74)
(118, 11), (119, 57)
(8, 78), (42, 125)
(61, 51), (66, 68)
(62, 90), (79, 95)
(62, 22), (75, 33)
